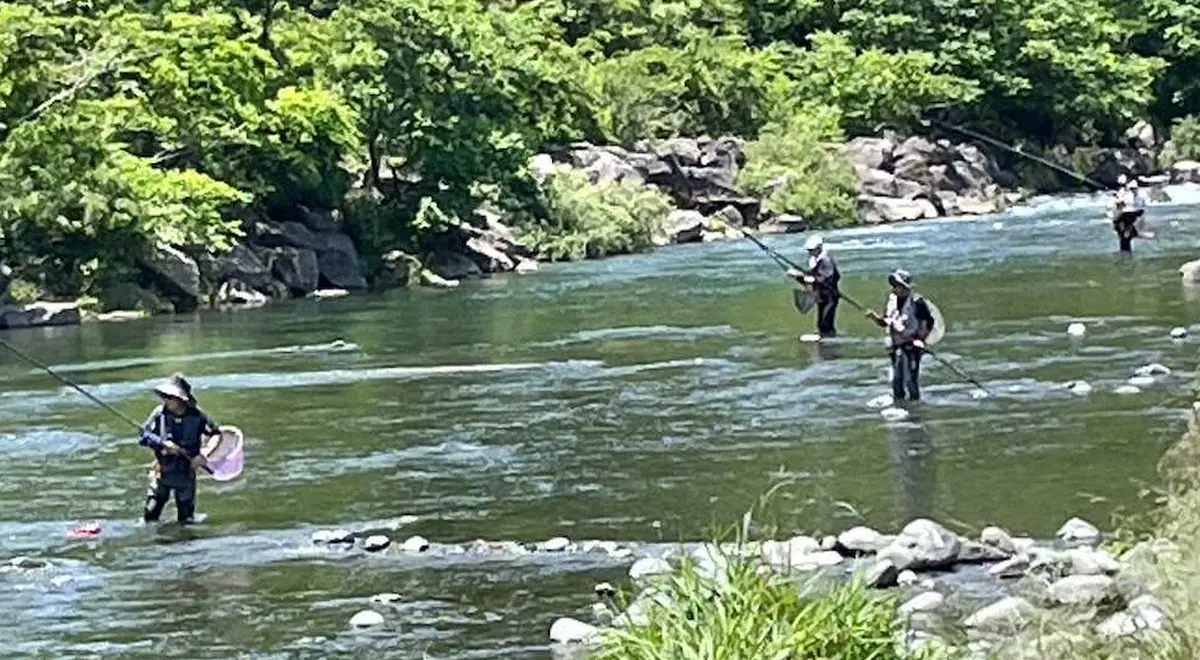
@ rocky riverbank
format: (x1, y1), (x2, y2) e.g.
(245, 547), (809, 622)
(5, 128), (1200, 330)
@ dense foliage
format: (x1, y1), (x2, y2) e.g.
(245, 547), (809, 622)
(1, 0), (1197, 298)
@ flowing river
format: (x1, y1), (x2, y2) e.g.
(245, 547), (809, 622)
(2, 192), (1200, 658)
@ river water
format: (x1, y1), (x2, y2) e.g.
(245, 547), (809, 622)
(1, 193), (1199, 658)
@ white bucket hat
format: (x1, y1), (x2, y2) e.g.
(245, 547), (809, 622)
(804, 234), (824, 251)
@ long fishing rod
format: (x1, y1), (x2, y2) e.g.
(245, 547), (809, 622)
(918, 345), (991, 395)
(738, 228), (869, 311)
(921, 114), (1108, 191)
(0, 337), (214, 473)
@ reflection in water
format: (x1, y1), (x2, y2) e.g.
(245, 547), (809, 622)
(886, 415), (936, 526)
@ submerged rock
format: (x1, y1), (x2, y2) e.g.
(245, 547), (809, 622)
(1065, 381), (1092, 395)
(1171, 326), (1189, 339)
(880, 406), (911, 421)
(1114, 385), (1142, 395)
(549, 617), (600, 644)
(349, 610), (385, 628)
(1067, 323), (1087, 337)
(312, 529), (355, 545)
(1128, 375), (1158, 387)
(1134, 363), (1171, 377)
(8, 556), (50, 570)
(370, 593), (403, 605)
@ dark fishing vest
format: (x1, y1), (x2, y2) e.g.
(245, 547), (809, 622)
(148, 405), (217, 483)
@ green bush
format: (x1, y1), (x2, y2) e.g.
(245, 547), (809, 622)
(1164, 115), (1200, 163)
(737, 108), (861, 228)
(594, 545), (934, 660)
(521, 167), (673, 261)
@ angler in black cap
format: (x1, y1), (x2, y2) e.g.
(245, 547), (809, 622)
(867, 270), (936, 402)
(138, 374), (220, 524)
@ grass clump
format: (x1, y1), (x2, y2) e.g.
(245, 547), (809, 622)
(594, 543), (944, 660)
(523, 167), (674, 262)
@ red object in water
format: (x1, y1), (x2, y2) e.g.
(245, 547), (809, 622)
(66, 523), (102, 539)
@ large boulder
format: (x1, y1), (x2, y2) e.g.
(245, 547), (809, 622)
(857, 167), (899, 197)
(664, 210), (706, 244)
(249, 219), (324, 250)
(1125, 120), (1156, 149)
(428, 250), (482, 280)
(140, 244), (201, 308)
(313, 232), (367, 290)
(0, 301), (81, 329)
(653, 138), (703, 167)
(846, 137), (895, 171)
(879, 518), (961, 571)
(858, 196), (939, 224)
(267, 247), (320, 294)
(213, 244), (273, 291)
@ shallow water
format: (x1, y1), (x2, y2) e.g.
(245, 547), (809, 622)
(1, 195), (1199, 657)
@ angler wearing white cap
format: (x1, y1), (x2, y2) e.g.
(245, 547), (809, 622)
(787, 234), (841, 338)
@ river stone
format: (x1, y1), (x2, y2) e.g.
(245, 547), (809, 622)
(836, 526), (889, 556)
(883, 519), (961, 571)
(541, 537), (572, 552)
(312, 529), (354, 544)
(900, 591), (945, 616)
(820, 535), (838, 551)
(989, 554), (1030, 579)
(1115, 385), (1142, 395)
(792, 551), (845, 571)
(957, 540), (1012, 564)
(1134, 363), (1171, 377)
(1180, 258), (1200, 284)
(401, 535), (430, 553)
(863, 558), (899, 588)
(897, 570), (920, 587)
(1171, 326), (1189, 339)
(349, 610), (385, 628)
(629, 557), (672, 582)
(1049, 575), (1117, 607)
(1066, 548), (1119, 576)
(880, 406), (910, 421)
(1128, 375), (1158, 387)
(964, 596), (1037, 633)
(847, 137), (895, 171)
(979, 526), (1017, 554)
(1067, 322), (1086, 337)
(363, 535), (391, 552)
(8, 556), (50, 569)
(370, 593), (402, 605)
(549, 616), (600, 644)
(1056, 518), (1101, 545)
(1066, 380), (1092, 395)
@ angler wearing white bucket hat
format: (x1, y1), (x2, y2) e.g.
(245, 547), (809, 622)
(138, 373), (221, 525)
(786, 233), (842, 338)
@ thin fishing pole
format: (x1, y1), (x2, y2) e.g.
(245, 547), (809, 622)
(0, 337), (143, 430)
(920, 346), (991, 394)
(739, 228), (869, 311)
(0, 338), (214, 473)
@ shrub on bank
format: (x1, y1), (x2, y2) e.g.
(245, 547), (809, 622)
(522, 168), (673, 261)
(737, 109), (860, 229)
(594, 546), (938, 660)
(1163, 115), (1200, 164)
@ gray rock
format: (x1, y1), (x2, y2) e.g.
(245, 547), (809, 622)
(836, 526), (889, 556)
(629, 557), (672, 582)
(401, 535), (430, 553)
(858, 195), (939, 224)
(819, 535), (838, 552)
(363, 535), (391, 552)
(298, 206), (343, 232)
(899, 591), (945, 616)
(141, 245), (201, 302)
(963, 596), (1037, 633)
(349, 610), (384, 628)
(314, 232), (367, 289)
(864, 558), (899, 588)
(790, 550), (845, 571)
(1171, 160), (1200, 184)
(883, 519), (962, 571)
(428, 251), (482, 281)
(897, 570), (920, 587)
(269, 247), (320, 294)
(541, 536), (572, 552)
(1134, 363), (1171, 377)
(1125, 120), (1156, 149)
(215, 280), (269, 307)
(846, 137), (895, 171)
(8, 556), (50, 569)
(1066, 548), (1119, 576)
(1181, 258), (1200, 284)
(214, 244), (273, 290)
(0, 301), (81, 329)
(857, 167), (898, 197)
(1056, 517), (1100, 546)
(665, 209), (706, 244)
(957, 540), (1012, 564)
(1048, 575), (1117, 607)
(312, 529), (354, 544)
(989, 555), (1031, 579)
(549, 617), (600, 644)
(278, 221), (323, 250)
(980, 526), (1017, 554)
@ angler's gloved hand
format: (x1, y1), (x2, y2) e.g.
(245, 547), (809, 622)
(139, 431), (163, 448)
